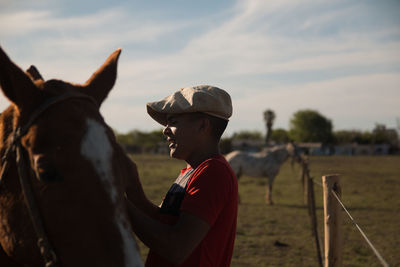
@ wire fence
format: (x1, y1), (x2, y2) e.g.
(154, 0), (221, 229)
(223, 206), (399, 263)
(310, 177), (390, 267)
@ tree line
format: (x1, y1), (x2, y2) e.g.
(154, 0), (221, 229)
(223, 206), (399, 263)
(115, 109), (399, 154)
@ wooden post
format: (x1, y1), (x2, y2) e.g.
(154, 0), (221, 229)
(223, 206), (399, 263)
(307, 174), (323, 267)
(302, 156), (309, 205)
(322, 175), (343, 267)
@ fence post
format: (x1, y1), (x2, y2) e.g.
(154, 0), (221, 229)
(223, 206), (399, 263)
(307, 174), (323, 267)
(322, 175), (343, 267)
(302, 158), (309, 205)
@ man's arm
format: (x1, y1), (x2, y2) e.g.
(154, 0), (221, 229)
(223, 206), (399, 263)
(125, 183), (160, 220)
(126, 199), (210, 265)
(120, 152), (161, 219)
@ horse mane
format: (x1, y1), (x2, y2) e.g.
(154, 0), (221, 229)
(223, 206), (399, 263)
(269, 147), (290, 163)
(0, 106), (17, 145)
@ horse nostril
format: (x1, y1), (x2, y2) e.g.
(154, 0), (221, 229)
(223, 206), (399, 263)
(37, 167), (64, 183)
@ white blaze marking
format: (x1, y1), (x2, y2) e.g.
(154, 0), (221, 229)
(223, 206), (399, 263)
(81, 118), (143, 267)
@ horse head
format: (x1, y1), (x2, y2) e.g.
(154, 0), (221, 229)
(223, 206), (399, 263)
(286, 141), (303, 167)
(0, 46), (142, 267)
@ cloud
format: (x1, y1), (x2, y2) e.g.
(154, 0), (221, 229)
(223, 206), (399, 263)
(114, 0), (400, 83)
(1, 0), (399, 135)
(102, 70), (400, 134)
(231, 72), (400, 130)
(0, 8), (123, 36)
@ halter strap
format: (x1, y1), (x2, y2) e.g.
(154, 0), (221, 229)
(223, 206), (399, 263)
(16, 91), (98, 140)
(1, 91), (97, 184)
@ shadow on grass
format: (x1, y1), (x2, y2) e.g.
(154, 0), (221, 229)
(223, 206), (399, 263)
(272, 203), (309, 209)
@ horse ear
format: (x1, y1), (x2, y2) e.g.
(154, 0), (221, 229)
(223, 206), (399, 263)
(83, 48), (122, 107)
(0, 46), (39, 108)
(26, 65), (44, 82)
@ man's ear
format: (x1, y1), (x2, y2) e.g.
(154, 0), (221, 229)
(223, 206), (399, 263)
(198, 116), (211, 134)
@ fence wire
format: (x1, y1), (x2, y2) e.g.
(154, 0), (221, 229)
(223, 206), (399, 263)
(311, 178), (390, 267)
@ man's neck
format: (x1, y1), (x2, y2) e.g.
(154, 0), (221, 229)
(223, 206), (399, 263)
(186, 146), (220, 169)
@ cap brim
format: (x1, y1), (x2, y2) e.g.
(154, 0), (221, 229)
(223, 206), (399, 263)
(146, 105), (168, 126)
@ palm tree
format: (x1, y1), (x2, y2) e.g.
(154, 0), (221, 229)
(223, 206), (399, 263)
(263, 109), (276, 145)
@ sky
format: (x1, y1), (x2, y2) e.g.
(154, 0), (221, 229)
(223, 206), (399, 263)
(1, 0), (399, 136)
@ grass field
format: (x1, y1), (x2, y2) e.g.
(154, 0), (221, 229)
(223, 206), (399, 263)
(129, 154), (400, 267)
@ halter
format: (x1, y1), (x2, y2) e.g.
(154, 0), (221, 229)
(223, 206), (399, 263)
(0, 91), (98, 267)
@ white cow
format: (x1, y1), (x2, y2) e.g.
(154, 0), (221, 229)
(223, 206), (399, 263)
(225, 142), (301, 205)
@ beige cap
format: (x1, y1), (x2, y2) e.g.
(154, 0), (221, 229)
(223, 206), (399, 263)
(146, 85), (232, 126)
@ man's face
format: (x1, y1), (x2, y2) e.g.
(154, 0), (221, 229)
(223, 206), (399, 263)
(163, 113), (203, 161)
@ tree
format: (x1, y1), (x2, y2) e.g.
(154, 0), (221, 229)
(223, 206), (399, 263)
(333, 130), (372, 144)
(289, 109), (333, 143)
(270, 128), (290, 144)
(372, 123), (399, 145)
(263, 109), (276, 145)
(115, 129), (166, 152)
(232, 130), (263, 141)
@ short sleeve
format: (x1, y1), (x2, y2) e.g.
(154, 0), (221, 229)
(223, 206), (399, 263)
(180, 159), (233, 225)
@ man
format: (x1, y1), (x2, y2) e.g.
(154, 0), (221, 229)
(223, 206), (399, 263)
(125, 85), (238, 267)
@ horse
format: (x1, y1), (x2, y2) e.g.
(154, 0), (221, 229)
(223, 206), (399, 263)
(0, 46), (143, 267)
(225, 142), (301, 205)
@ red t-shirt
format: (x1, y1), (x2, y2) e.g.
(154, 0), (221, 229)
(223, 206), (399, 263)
(146, 154), (238, 267)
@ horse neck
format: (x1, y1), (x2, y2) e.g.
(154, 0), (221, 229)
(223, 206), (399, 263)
(270, 148), (289, 163)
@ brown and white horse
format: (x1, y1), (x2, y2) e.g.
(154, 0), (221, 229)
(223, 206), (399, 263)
(0, 46), (143, 266)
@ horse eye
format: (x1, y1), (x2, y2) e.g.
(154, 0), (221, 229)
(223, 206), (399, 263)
(33, 155), (63, 183)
